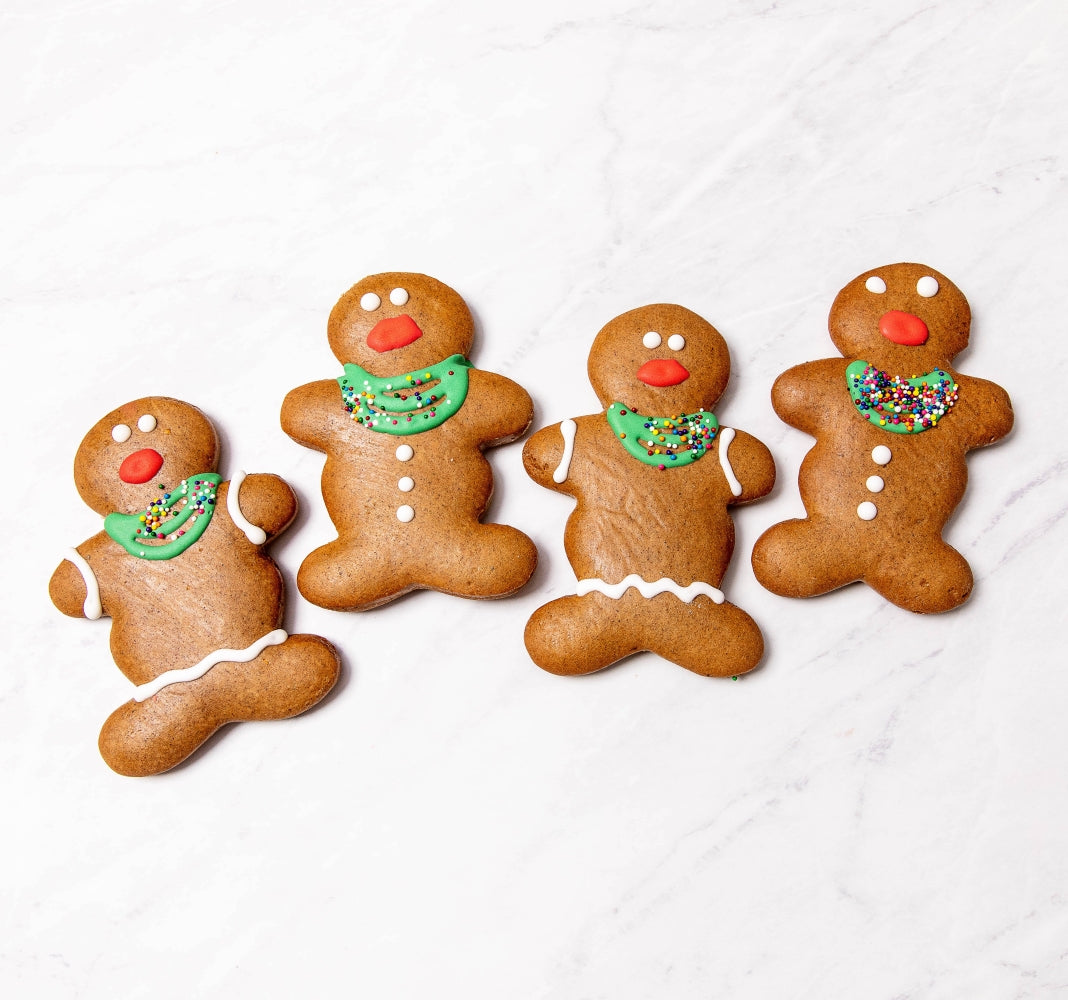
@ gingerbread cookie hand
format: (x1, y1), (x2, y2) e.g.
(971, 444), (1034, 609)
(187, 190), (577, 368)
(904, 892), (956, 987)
(524, 304), (774, 677)
(49, 397), (340, 776)
(752, 263), (1014, 613)
(281, 273), (537, 612)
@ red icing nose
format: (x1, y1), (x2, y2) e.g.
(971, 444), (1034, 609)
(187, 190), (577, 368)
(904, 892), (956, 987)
(879, 310), (929, 346)
(367, 315), (423, 353)
(119, 448), (164, 484)
(637, 358), (690, 387)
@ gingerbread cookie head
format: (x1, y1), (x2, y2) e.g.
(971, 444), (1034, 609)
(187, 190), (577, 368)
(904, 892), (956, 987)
(829, 263), (971, 373)
(327, 271), (475, 377)
(587, 304), (731, 416)
(73, 397), (220, 517)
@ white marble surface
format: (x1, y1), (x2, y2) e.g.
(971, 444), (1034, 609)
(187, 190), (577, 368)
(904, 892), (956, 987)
(3, 1), (1067, 996)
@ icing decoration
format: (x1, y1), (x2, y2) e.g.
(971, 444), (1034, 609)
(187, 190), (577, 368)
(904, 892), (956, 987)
(872, 445), (892, 465)
(137, 414), (157, 432)
(119, 448), (164, 485)
(132, 628), (287, 702)
(857, 501), (878, 521)
(553, 418), (577, 483)
(360, 292), (381, 311)
(339, 354), (471, 435)
(389, 287), (409, 306)
(112, 424), (131, 443)
(636, 358), (689, 386)
(104, 474), (221, 560)
(717, 426), (742, 497)
(64, 547), (102, 620)
(227, 470), (267, 544)
(865, 276), (887, 294)
(667, 334), (685, 351)
(642, 331), (662, 348)
(847, 361), (958, 433)
(878, 310), (929, 346)
(866, 475), (884, 493)
(367, 314), (423, 352)
(397, 505), (415, 523)
(398, 476), (414, 492)
(577, 574), (725, 605)
(917, 276), (939, 297)
(396, 444), (414, 461)
(606, 403), (718, 469)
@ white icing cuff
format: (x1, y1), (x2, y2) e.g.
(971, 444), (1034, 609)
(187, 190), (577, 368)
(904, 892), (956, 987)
(576, 574), (724, 605)
(64, 548), (102, 620)
(553, 418), (578, 484)
(132, 628), (287, 702)
(718, 427), (743, 497)
(227, 470), (268, 544)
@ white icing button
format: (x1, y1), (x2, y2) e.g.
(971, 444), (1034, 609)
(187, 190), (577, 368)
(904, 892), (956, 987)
(395, 444), (414, 461)
(857, 501), (878, 521)
(360, 292), (381, 311)
(871, 445), (892, 466)
(866, 475), (885, 493)
(865, 275), (887, 293)
(642, 331), (662, 348)
(389, 287), (409, 306)
(916, 275), (939, 298)
(398, 476), (414, 492)
(667, 334), (685, 351)
(111, 423), (132, 443)
(137, 413), (157, 432)
(397, 505), (415, 523)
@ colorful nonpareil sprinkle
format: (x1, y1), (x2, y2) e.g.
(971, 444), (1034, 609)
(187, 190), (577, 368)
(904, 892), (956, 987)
(606, 403), (719, 468)
(846, 361), (958, 434)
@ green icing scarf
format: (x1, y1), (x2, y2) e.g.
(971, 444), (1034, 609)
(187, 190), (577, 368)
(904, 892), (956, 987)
(845, 360), (959, 434)
(105, 474), (221, 560)
(339, 354), (472, 435)
(605, 402), (718, 468)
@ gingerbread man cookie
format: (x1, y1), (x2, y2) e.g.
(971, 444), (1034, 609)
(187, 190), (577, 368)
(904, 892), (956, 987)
(49, 397), (340, 776)
(280, 272), (537, 610)
(523, 304), (775, 676)
(752, 263), (1014, 613)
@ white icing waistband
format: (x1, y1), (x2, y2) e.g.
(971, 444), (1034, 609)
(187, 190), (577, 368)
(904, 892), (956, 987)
(132, 628), (288, 702)
(227, 470), (268, 544)
(576, 574), (724, 605)
(64, 548), (102, 620)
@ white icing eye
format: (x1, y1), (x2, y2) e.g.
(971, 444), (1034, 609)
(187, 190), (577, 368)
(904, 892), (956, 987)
(360, 292), (381, 311)
(865, 276), (887, 294)
(916, 276), (939, 297)
(137, 414), (157, 433)
(642, 331), (662, 349)
(667, 334), (686, 351)
(111, 424), (132, 443)
(389, 287), (409, 306)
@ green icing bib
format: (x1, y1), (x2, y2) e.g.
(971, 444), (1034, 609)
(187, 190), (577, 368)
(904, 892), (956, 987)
(605, 403), (718, 468)
(846, 360), (958, 434)
(104, 473), (221, 560)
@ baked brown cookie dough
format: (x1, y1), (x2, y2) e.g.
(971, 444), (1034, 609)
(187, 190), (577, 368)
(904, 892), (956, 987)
(523, 304), (775, 677)
(752, 263), (1014, 613)
(48, 397), (340, 776)
(281, 272), (537, 611)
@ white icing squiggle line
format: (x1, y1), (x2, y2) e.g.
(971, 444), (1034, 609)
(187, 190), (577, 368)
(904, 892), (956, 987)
(718, 426), (742, 497)
(64, 548), (102, 620)
(553, 418), (578, 483)
(132, 628), (287, 702)
(577, 574), (724, 605)
(227, 470), (268, 544)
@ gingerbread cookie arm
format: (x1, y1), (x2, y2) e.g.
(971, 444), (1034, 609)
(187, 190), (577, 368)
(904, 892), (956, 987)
(952, 373), (1014, 450)
(523, 416), (586, 496)
(50, 532), (111, 620)
(220, 473), (297, 542)
(280, 379), (349, 452)
(770, 359), (851, 435)
(716, 427), (775, 504)
(467, 369), (534, 446)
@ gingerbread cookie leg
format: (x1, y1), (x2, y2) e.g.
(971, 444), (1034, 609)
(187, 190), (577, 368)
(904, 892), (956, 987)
(99, 633), (339, 776)
(297, 538), (416, 611)
(524, 594), (643, 675)
(752, 517), (869, 598)
(866, 537), (973, 613)
(434, 522), (537, 599)
(642, 595), (765, 677)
